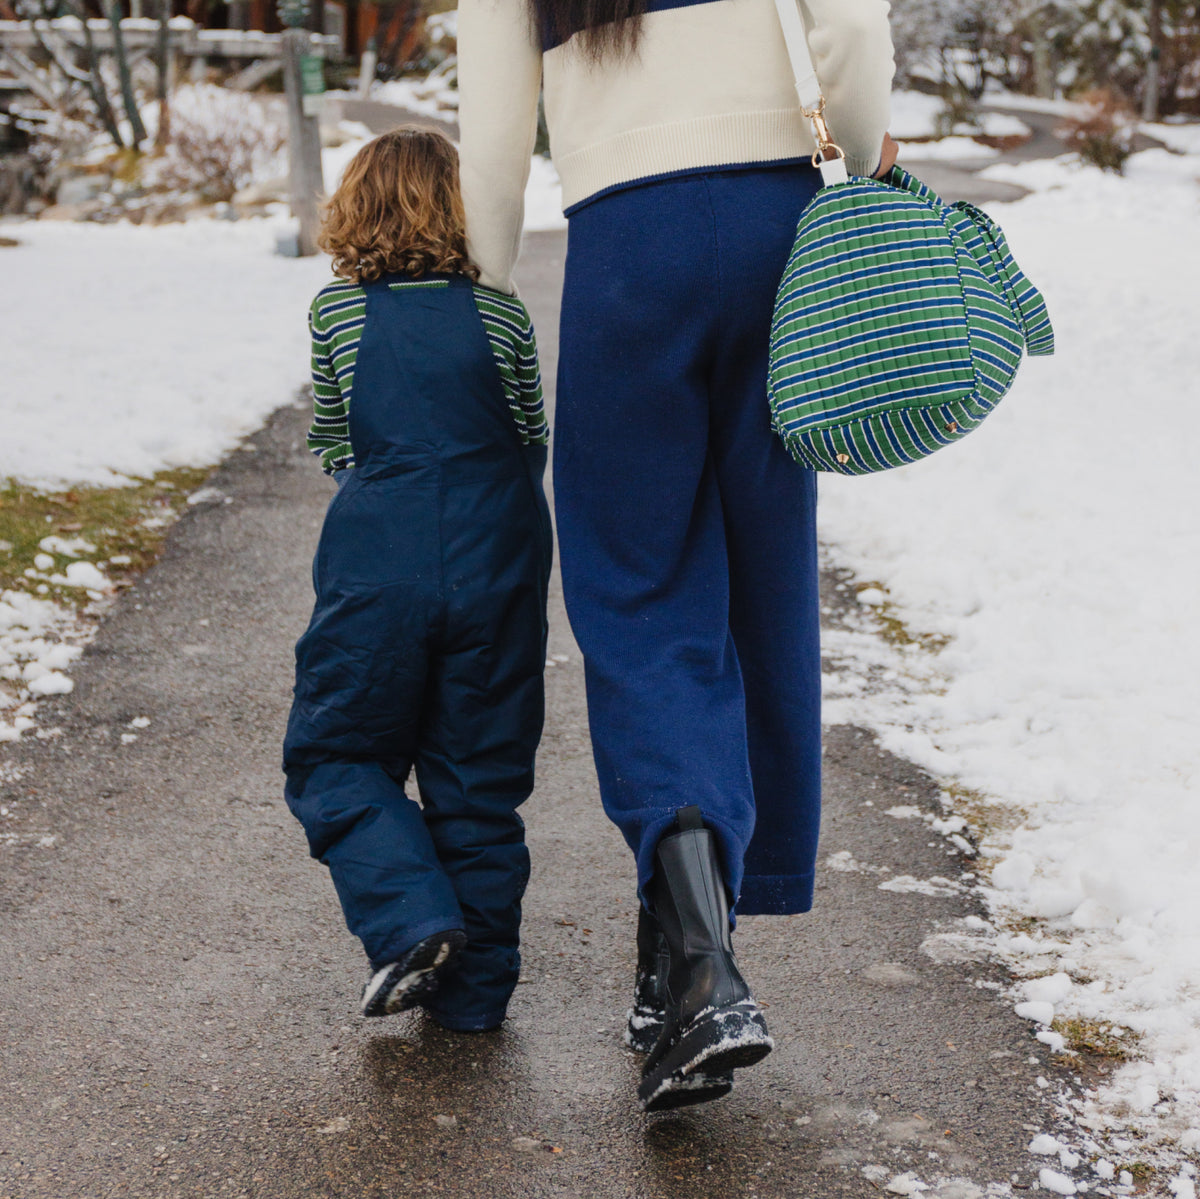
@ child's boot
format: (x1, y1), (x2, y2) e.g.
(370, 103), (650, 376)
(361, 929), (468, 1017)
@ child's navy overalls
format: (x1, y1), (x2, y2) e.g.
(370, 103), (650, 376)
(283, 274), (552, 1032)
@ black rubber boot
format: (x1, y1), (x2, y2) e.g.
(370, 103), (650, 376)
(638, 807), (772, 1112)
(626, 905), (734, 1108)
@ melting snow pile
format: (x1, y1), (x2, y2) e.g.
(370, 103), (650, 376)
(0, 534), (121, 741)
(819, 141), (1200, 1154)
(0, 594), (84, 742)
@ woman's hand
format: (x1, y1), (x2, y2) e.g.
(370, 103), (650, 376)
(873, 133), (899, 178)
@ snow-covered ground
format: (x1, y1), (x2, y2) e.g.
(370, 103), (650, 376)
(369, 73), (459, 119)
(2, 217), (331, 490)
(891, 89), (1030, 142)
(820, 141), (1200, 1179)
(896, 134), (1000, 162)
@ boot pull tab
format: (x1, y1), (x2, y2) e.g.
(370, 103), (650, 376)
(675, 806), (705, 832)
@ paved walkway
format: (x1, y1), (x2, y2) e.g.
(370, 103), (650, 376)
(0, 232), (1078, 1199)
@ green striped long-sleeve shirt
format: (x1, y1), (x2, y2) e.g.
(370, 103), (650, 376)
(307, 277), (549, 474)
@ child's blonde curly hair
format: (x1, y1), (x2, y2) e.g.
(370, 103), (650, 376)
(319, 126), (479, 283)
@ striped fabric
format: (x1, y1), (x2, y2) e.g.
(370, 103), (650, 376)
(307, 277), (548, 475)
(767, 166), (1053, 475)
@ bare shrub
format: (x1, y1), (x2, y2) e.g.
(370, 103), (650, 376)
(154, 85), (286, 203)
(1059, 88), (1138, 174)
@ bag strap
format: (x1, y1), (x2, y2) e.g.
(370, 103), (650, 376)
(772, 0), (849, 184)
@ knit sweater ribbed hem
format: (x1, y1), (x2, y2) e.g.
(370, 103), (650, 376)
(556, 108), (821, 212)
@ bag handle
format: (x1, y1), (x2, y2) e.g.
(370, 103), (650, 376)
(772, 0), (849, 184)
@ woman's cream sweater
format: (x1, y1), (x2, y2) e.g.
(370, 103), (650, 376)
(457, 0), (895, 292)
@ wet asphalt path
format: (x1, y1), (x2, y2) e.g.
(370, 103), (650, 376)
(0, 231), (1074, 1198)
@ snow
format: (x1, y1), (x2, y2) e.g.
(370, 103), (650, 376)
(878, 875), (962, 897)
(54, 562), (110, 590)
(890, 90), (1029, 144)
(1014, 1001), (1055, 1026)
(0, 217), (333, 490)
(1029, 1134), (1062, 1154)
(897, 136), (999, 162)
(1023, 973), (1073, 1006)
(523, 155), (568, 232)
(1038, 1168), (1077, 1196)
(320, 122), (376, 190)
(426, 10), (457, 43)
(0, 590), (86, 739)
(27, 669), (74, 697)
(890, 91), (948, 139)
(885, 1173), (930, 1195)
(1036, 1029), (1067, 1053)
(978, 112), (1034, 139)
(369, 74), (459, 120)
(826, 850), (888, 876)
(819, 141), (1200, 1154)
(979, 90), (1088, 118)
(1146, 122), (1200, 157)
(39, 535), (94, 557)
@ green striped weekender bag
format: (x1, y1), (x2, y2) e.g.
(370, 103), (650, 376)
(766, 165), (1055, 475)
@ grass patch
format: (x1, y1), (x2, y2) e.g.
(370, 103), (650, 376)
(852, 581), (952, 654)
(1004, 914), (1046, 937)
(1127, 1161), (1155, 1188)
(1053, 1017), (1141, 1063)
(941, 782), (1024, 843)
(936, 783), (1027, 886)
(0, 468), (210, 610)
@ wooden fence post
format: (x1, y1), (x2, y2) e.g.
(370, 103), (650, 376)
(279, 19), (324, 256)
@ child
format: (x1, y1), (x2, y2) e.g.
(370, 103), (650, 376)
(282, 127), (552, 1033)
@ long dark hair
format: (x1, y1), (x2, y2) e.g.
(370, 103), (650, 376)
(528, 0), (648, 59)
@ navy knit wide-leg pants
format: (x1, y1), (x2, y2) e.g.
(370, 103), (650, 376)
(554, 163), (824, 915)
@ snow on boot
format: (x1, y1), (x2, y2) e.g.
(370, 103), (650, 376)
(360, 929), (467, 1018)
(625, 904), (669, 1052)
(626, 904), (734, 1105)
(638, 807), (773, 1112)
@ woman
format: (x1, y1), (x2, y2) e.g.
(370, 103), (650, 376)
(457, 0), (895, 1110)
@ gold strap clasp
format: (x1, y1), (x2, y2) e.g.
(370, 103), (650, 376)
(800, 96), (845, 166)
